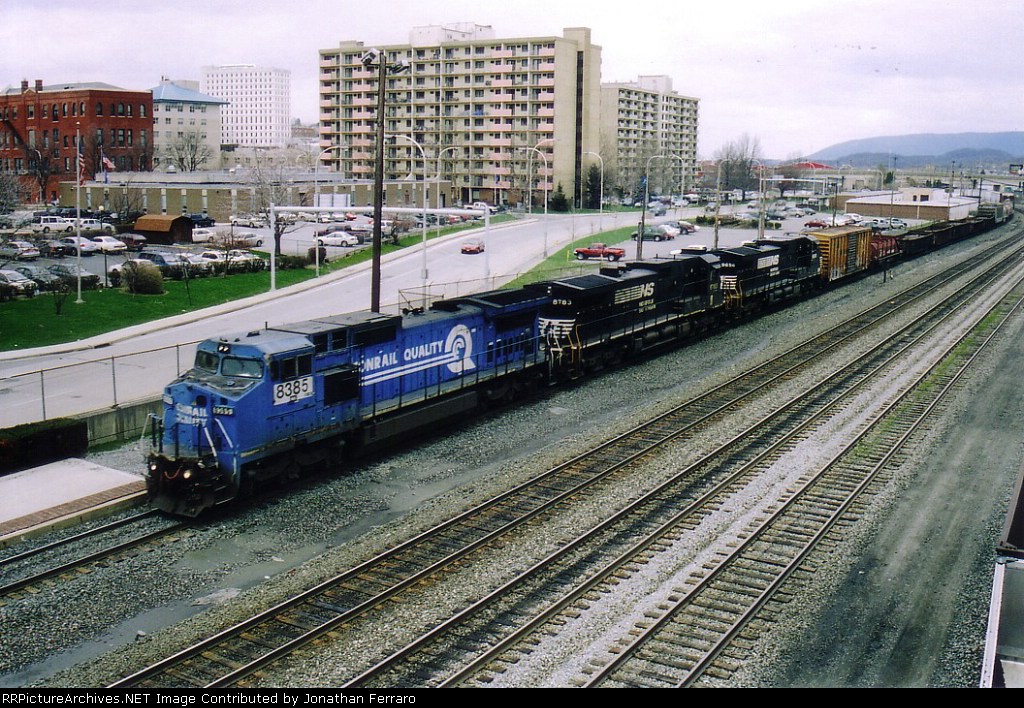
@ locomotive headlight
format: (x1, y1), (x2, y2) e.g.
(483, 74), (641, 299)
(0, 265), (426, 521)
(149, 462), (158, 472)
(183, 470), (193, 480)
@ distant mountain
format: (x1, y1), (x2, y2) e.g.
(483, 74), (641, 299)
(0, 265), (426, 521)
(807, 132), (1024, 169)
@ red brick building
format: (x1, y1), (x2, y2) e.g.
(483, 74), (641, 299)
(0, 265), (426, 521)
(0, 80), (153, 204)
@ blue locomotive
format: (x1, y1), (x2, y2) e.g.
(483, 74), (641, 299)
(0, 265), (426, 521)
(147, 288), (549, 516)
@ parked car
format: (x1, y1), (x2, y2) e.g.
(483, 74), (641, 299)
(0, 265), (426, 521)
(631, 226), (673, 242)
(0, 269), (39, 297)
(230, 214), (268, 228)
(318, 232), (360, 248)
(460, 239), (485, 255)
(0, 240), (41, 260)
(110, 251), (196, 280)
(59, 236), (100, 255)
(12, 264), (60, 291)
(30, 216), (74, 234)
(187, 213), (216, 228)
(198, 250), (263, 273)
(654, 224), (680, 239)
(315, 224), (351, 238)
(47, 263), (101, 289)
(224, 232), (264, 248)
(868, 217), (908, 230)
(191, 228), (218, 243)
(225, 250), (265, 269)
(676, 221), (699, 234)
(90, 235), (127, 253)
(120, 233), (148, 251)
(804, 219), (830, 229)
(75, 218), (115, 233)
(157, 251), (211, 276)
(38, 240), (71, 258)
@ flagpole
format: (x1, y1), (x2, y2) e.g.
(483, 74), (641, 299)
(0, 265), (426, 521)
(75, 122), (83, 304)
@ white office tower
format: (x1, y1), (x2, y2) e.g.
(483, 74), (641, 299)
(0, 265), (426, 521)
(201, 64), (291, 148)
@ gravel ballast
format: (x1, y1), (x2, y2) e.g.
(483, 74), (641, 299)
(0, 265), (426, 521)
(2, 223), (1021, 688)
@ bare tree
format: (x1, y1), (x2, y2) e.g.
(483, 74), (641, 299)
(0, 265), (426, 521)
(0, 172), (23, 213)
(164, 131), (214, 172)
(248, 150), (302, 256)
(22, 145), (54, 203)
(714, 133), (764, 199)
(105, 177), (147, 224)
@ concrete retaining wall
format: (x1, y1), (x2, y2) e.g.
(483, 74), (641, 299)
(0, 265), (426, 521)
(77, 397), (162, 446)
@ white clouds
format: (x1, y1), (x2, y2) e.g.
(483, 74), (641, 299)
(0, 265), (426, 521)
(3, 0), (1020, 158)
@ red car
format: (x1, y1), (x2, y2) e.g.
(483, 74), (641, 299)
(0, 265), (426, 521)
(461, 239), (485, 254)
(804, 219), (830, 228)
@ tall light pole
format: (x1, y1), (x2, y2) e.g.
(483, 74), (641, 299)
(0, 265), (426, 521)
(434, 145), (459, 234)
(520, 137), (554, 258)
(314, 144), (349, 208)
(364, 48), (409, 312)
(387, 133), (429, 297)
(74, 122), (83, 304)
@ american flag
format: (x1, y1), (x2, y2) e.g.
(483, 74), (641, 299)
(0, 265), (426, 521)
(101, 152), (115, 171)
(77, 143), (86, 185)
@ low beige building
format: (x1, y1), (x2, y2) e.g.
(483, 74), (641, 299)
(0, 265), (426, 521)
(842, 188), (977, 221)
(59, 171), (453, 224)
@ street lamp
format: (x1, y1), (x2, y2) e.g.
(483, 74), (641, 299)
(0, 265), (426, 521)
(520, 137), (554, 258)
(74, 122), (83, 304)
(434, 145), (459, 234)
(312, 144), (349, 277)
(363, 47), (410, 312)
(387, 133), (429, 298)
(314, 144), (349, 208)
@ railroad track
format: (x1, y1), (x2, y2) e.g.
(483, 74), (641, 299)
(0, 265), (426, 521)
(0, 512), (189, 604)
(580, 282), (1024, 688)
(341, 240), (1024, 687)
(107, 232), (1024, 688)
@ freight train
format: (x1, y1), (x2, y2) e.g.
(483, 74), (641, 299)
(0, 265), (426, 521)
(145, 215), (1010, 516)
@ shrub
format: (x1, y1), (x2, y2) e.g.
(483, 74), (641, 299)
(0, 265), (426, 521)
(277, 254), (308, 270)
(121, 261), (164, 294)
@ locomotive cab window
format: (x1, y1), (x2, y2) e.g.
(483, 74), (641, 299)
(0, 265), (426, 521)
(222, 357), (263, 379)
(271, 353), (313, 381)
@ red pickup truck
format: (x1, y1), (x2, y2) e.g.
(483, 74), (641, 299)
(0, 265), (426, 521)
(574, 243), (625, 261)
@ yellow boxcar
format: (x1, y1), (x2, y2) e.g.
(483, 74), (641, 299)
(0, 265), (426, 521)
(803, 226), (873, 282)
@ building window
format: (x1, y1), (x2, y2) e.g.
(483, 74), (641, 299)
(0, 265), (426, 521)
(96, 102), (103, 116)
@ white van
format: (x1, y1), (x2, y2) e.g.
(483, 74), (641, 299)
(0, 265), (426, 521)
(31, 216), (74, 233)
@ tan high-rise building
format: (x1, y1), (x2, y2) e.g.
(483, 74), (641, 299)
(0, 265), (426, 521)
(600, 75), (699, 199)
(318, 24), (602, 208)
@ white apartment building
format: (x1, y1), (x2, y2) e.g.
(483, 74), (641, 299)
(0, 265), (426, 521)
(600, 75), (699, 198)
(318, 24), (602, 208)
(150, 80), (226, 171)
(201, 64), (291, 148)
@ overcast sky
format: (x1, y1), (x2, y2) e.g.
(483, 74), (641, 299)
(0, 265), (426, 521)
(3, 0), (1021, 159)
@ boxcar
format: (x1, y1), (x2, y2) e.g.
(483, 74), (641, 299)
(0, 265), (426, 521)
(802, 226), (873, 282)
